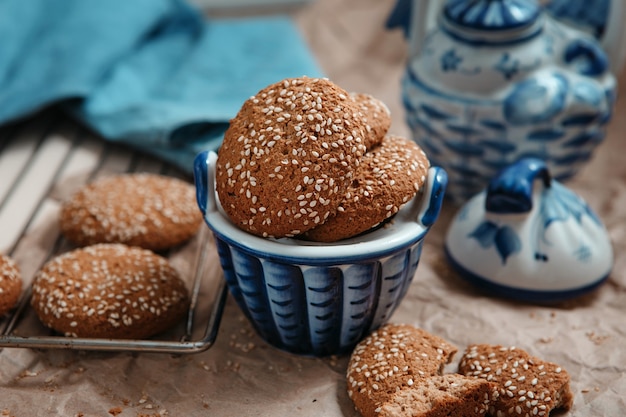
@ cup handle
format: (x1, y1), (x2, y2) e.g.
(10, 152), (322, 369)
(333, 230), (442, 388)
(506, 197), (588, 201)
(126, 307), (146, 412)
(417, 166), (448, 228)
(193, 150), (218, 215)
(485, 158), (551, 214)
(563, 38), (610, 77)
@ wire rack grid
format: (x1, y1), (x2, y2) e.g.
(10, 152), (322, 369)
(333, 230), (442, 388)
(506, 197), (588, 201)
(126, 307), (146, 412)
(0, 111), (227, 354)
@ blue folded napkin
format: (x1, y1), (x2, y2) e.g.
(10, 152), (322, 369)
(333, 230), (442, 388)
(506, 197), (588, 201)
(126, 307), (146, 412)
(0, 0), (323, 172)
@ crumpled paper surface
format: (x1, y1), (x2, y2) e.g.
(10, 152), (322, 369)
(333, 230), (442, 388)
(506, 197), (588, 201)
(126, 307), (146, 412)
(1, 0), (625, 415)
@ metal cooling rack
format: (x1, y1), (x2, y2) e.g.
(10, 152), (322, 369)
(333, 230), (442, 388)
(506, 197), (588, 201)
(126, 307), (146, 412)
(0, 110), (228, 354)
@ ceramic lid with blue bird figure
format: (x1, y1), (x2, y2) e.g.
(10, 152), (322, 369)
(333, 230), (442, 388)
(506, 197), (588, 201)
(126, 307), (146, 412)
(444, 158), (613, 303)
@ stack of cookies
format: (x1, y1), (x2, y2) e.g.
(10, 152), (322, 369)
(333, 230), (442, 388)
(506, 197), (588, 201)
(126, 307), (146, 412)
(29, 173), (203, 339)
(215, 76), (430, 242)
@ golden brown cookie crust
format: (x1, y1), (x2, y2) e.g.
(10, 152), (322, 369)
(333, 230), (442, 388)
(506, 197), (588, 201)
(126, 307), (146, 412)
(347, 323), (458, 417)
(351, 93), (391, 150)
(31, 243), (190, 339)
(303, 135), (429, 242)
(0, 254), (22, 317)
(60, 173), (202, 251)
(216, 76), (368, 238)
(458, 344), (573, 417)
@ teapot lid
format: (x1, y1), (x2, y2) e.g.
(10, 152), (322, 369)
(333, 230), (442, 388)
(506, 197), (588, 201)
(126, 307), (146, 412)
(444, 158), (613, 303)
(443, 0), (541, 32)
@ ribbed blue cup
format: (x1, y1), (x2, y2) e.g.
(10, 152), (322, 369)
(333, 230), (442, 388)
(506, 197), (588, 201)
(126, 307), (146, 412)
(194, 151), (447, 356)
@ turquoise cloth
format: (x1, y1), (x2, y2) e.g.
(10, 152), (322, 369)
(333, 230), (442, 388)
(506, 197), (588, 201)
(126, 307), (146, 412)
(0, 0), (322, 172)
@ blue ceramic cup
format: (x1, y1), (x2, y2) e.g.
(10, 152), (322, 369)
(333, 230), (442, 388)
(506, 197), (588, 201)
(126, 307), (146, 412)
(194, 151), (447, 356)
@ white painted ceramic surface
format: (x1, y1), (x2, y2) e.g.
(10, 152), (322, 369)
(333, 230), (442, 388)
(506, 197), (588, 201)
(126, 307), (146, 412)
(445, 158), (613, 302)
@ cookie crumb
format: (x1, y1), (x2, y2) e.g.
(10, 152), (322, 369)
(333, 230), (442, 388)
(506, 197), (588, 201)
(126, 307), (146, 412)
(586, 331), (610, 345)
(108, 407), (122, 416)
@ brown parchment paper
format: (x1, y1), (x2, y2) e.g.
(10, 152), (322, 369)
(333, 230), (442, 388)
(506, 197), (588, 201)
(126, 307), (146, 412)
(1, 0), (625, 415)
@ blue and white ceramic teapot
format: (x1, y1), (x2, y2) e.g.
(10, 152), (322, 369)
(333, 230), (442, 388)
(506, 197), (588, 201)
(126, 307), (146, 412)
(390, 0), (617, 203)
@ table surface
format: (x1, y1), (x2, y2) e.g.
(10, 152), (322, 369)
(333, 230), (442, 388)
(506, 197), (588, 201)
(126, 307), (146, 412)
(1, 0), (625, 415)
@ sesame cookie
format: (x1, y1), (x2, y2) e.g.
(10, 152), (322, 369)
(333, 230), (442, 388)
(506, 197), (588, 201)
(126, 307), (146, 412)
(31, 243), (190, 339)
(60, 173), (202, 251)
(351, 93), (391, 149)
(458, 344), (573, 417)
(216, 76), (368, 238)
(303, 135), (430, 242)
(0, 254), (22, 317)
(347, 323), (458, 417)
(379, 374), (499, 417)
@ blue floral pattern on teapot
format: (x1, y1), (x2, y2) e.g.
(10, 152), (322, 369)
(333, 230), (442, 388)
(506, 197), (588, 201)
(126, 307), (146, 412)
(388, 0), (617, 203)
(468, 158), (602, 265)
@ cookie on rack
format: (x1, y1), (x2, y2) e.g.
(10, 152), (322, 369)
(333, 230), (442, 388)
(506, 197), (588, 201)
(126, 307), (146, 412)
(60, 173), (202, 251)
(31, 243), (190, 339)
(0, 254), (22, 317)
(347, 324), (501, 417)
(458, 344), (573, 416)
(303, 135), (429, 242)
(215, 76), (368, 238)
